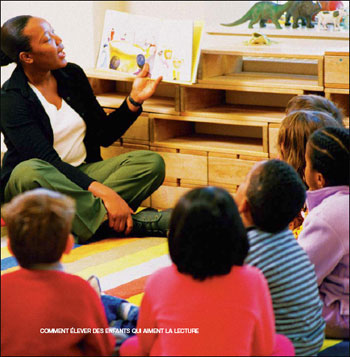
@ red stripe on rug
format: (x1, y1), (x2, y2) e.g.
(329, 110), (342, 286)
(105, 275), (149, 299)
(1, 218), (5, 227)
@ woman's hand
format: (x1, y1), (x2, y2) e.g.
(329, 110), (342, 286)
(127, 63), (162, 111)
(88, 181), (134, 235)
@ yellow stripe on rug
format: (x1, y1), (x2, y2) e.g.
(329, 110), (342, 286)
(320, 339), (343, 351)
(64, 238), (166, 274)
(1, 266), (19, 275)
(128, 293), (144, 306)
(62, 238), (141, 263)
(1, 246), (11, 260)
(72, 241), (169, 280)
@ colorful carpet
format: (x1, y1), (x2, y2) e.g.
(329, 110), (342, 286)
(1, 225), (347, 354)
(1, 228), (170, 306)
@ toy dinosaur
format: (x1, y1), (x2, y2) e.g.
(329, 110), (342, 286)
(285, 1), (322, 28)
(221, 1), (294, 30)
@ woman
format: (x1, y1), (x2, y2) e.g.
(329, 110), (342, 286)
(1, 15), (169, 243)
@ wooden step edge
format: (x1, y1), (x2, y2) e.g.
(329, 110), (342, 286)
(152, 140), (269, 158)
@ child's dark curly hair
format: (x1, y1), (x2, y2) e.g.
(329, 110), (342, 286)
(308, 127), (349, 187)
(246, 159), (306, 233)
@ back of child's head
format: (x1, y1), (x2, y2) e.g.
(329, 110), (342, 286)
(278, 110), (342, 182)
(2, 188), (75, 268)
(285, 94), (344, 126)
(246, 159), (306, 233)
(307, 127), (349, 187)
(168, 186), (249, 281)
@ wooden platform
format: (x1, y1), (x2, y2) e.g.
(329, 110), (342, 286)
(85, 32), (349, 208)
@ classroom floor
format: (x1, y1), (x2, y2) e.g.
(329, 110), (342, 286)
(1, 223), (348, 355)
(1, 221), (169, 306)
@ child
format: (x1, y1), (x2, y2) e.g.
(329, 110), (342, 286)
(1, 189), (115, 356)
(277, 110), (342, 183)
(285, 94), (344, 126)
(120, 186), (294, 356)
(277, 110), (342, 234)
(298, 127), (349, 339)
(234, 159), (325, 356)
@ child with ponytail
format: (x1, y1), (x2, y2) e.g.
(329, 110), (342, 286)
(277, 110), (342, 235)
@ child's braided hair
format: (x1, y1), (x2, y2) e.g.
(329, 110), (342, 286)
(308, 127), (349, 187)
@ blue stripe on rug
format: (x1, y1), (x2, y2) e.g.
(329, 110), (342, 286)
(1, 244), (81, 271)
(1, 256), (18, 270)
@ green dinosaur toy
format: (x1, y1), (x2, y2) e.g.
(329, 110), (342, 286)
(221, 1), (294, 29)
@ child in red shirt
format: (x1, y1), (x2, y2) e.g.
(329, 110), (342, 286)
(120, 187), (295, 356)
(1, 189), (115, 356)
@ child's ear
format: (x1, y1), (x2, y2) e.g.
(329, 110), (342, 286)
(239, 198), (254, 228)
(63, 234), (75, 255)
(239, 197), (250, 215)
(316, 172), (326, 189)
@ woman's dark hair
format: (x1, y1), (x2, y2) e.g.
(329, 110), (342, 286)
(246, 159), (306, 233)
(168, 186), (249, 281)
(308, 127), (349, 187)
(1, 15), (32, 66)
(286, 94), (344, 126)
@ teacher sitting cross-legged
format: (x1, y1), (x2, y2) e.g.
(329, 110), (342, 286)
(1, 15), (170, 243)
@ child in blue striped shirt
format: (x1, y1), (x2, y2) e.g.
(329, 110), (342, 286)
(235, 159), (325, 356)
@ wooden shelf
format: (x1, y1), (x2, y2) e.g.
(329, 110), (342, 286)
(182, 104), (285, 124)
(95, 92), (126, 108)
(85, 33), (349, 209)
(96, 92), (178, 115)
(197, 72), (322, 93)
(325, 50), (350, 56)
(325, 88), (350, 95)
(201, 33), (347, 58)
(205, 24), (350, 41)
(84, 68), (135, 82)
(153, 133), (267, 157)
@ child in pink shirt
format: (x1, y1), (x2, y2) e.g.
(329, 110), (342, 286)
(120, 187), (294, 356)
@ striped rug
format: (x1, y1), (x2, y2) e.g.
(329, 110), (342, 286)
(1, 224), (347, 355)
(1, 225), (170, 307)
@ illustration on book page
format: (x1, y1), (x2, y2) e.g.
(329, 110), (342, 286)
(96, 10), (193, 83)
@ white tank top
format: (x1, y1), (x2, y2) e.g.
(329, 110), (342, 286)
(28, 82), (87, 167)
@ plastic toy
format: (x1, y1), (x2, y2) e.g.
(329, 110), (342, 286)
(285, 1), (322, 28)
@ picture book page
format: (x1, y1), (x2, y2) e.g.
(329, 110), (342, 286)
(96, 10), (161, 77)
(96, 10), (195, 83)
(152, 19), (193, 83)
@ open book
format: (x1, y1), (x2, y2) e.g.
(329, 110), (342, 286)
(96, 10), (204, 84)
